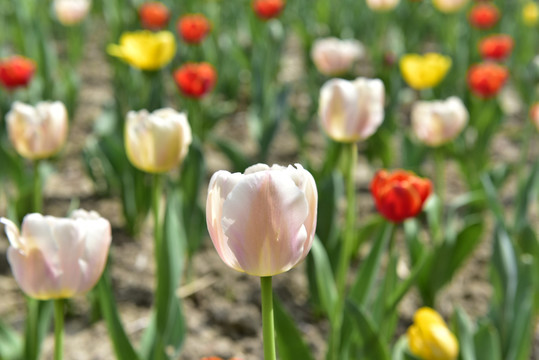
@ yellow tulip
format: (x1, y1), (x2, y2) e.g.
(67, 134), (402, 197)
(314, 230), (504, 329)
(407, 307), (459, 360)
(523, 2), (539, 26)
(399, 53), (451, 90)
(107, 30), (176, 71)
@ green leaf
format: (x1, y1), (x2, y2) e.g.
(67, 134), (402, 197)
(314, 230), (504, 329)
(0, 318), (22, 360)
(273, 299), (315, 360)
(97, 269), (141, 360)
(473, 321), (501, 360)
(309, 237), (337, 321)
(315, 172), (344, 254)
(480, 174), (506, 229)
(140, 191), (187, 359)
(350, 222), (394, 307)
(513, 160), (539, 231)
(346, 301), (390, 360)
(453, 307), (476, 360)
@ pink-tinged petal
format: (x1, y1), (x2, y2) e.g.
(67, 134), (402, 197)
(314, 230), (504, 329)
(244, 163), (271, 174)
(206, 170), (244, 272)
(0, 218), (23, 249)
(222, 171), (309, 276)
(285, 164), (318, 259)
(20, 214), (60, 261)
(76, 216), (111, 293)
(352, 78), (385, 139)
(319, 79), (359, 142)
(51, 220), (86, 295)
(7, 247), (63, 300)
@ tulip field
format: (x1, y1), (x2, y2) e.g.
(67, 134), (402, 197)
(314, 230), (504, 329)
(2, 0), (539, 359)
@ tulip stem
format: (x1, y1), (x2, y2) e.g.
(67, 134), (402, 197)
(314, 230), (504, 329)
(151, 174), (165, 357)
(33, 160), (42, 213)
(329, 142), (357, 360)
(260, 276), (276, 360)
(53, 299), (64, 360)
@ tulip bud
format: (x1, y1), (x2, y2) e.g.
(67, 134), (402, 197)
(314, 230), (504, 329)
(311, 37), (365, 76)
(125, 108), (192, 173)
(319, 77), (385, 143)
(53, 0), (91, 26)
(468, 3), (500, 29)
(400, 53), (452, 90)
(467, 62), (508, 98)
(411, 97), (468, 147)
(1, 210), (111, 300)
(478, 34), (513, 60)
(107, 31), (176, 71)
(523, 2), (539, 26)
(173, 62), (217, 98)
(0, 56), (36, 90)
(366, 0), (400, 12)
(252, 0), (285, 20)
(370, 169), (432, 223)
(177, 14), (211, 44)
(139, 2), (170, 31)
(206, 164), (317, 277)
(407, 307), (459, 360)
(6, 101), (68, 160)
(432, 0), (468, 13)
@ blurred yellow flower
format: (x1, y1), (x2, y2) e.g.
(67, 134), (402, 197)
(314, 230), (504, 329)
(522, 2), (539, 26)
(407, 307), (459, 360)
(400, 53), (451, 90)
(107, 30), (176, 71)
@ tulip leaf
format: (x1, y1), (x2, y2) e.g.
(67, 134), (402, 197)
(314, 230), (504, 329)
(453, 307), (476, 360)
(480, 174), (506, 229)
(140, 191), (186, 359)
(179, 139), (207, 255)
(390, 336), (421, 360)
(345, 301), (390, 360)
(97, 269), (141, 360)
(309, 236), (337, 321)
(473, 322), (501, 360)
(513, 159), (539, 231)
(0, 318), (22, 360)
(315, 172), (344, 255)
(273, 299), (315, 360)
(350, 222), (394, 307)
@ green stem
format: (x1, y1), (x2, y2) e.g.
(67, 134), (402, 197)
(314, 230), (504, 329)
(33, 160), (42, 213)
(53, 299), (64, 360)
(261, 276), (276, 360)
(434, 148), (445, 209)
(328, 142), (357, 360)
(433, 148), (445, 244)
(151, 174), (164, 359)
(25, 297), (38, 360)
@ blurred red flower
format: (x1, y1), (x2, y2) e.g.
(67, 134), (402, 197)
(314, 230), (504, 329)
(252, 0), (285, 20)
(479, 34), (513, 60)
(174, 62), (217, 98)
(177, 14), (211, 44)
(370, 170), (432, 223)
(469, 3), (500, 29)
(139, 2), (170, 30)
(467, 62), (508, 98)
(0, 55), (36, 90)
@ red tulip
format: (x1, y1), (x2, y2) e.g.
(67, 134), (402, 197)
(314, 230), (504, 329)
(177, 14), (211, 44)
(370, 170), (432, 223)
(0, 56), (36, 90)
(252, 0), (285, 20)
(479, 34), (513, 60)
(139, 2), (170, 30)
(173, 62), (216, 98)
(467, 62), (508, 98)
(469, 3), (500, 29)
